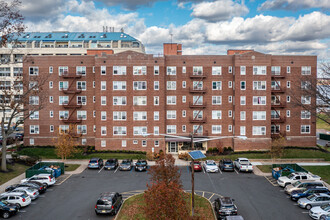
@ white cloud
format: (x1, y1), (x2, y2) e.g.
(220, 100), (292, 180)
(259, 0), (330, 11)
(91, 0), (164, 10)
(19, 0), (65, 20)
(191, 0), (249, 22)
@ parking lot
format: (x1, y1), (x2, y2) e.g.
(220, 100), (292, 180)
(10, 165), (311, 220)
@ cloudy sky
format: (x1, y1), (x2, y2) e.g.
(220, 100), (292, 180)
(18, 0), (330, 60)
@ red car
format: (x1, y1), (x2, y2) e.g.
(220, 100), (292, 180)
(190, 161), (202, 172)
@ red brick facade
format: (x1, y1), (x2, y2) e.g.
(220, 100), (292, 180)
(23, 48), (317, 153)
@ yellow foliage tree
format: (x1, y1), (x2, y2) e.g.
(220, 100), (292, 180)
(270, 136), (286, 161)
(54, 124), (78, 161)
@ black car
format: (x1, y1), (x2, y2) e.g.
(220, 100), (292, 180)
(214, 197), (238, 219)
(95, 192), (122, 215)
(5, 181), (47, 194)
(104, 159), (119, 170)
(0, 200), (19, 219)
(135, 160), (148, 171)
(219, 159), (234, 172)
(119, 159), (133, 171)
(88, 158), (104, 169)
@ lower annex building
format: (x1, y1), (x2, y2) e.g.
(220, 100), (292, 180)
(23, 43), (317, 153)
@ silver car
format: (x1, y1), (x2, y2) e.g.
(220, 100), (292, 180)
(285, 180), (324, 194)
(203, 160), (219, 173)
(297, 193), (330, 210)
(11, 187), (39, 200)
(309, 203), (330, 220)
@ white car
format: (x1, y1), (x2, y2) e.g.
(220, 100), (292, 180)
(309, 204), (330, 220)
(11, 187), (39, 200)
(0, 192), (31, 208)
(203, 160), (219, 173)
(21, 174), (56, 187)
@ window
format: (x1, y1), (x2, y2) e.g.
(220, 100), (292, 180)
(253, 111), (266, 120)
(228, 81), (232, 88)
(113, 96), (126, 105)
(193, 96), (203, 105)
(0, 81), (11, 90)
(77, 96), (87, 105)
(182, 66), (186, 73)
(212, 66), (221, 75)
(240, 66), (246, 75)
(29, 67), (39, 75)
(167, 96), (176, 105)
(133, 140), (138, 144)
(212, 125), (222, 134)
(240, 126), (246, 136)
(133, 96), (147, 105)
(212, 81), (222, 90)
(101, 81), (106, 90)
(154, 81), (159, 90)
(182, 110), (186, 117)
(286, 125), (290, 132)
(142, 140), (147, 147)
(240, 81), (246, 90)
(50, 111), (53, 118)
(101, 66), (106, 75)
(59, 125), (69, 134)
(113, 81), (126, 90)
(50, 125), (54, 132)
(271, 110), (280, 119)
(301, 110), (311, 119)
(154, 66), (159, 75)
(167, 81), (176, 90)
(101, 126), (107, 136)
(113, 66), (126, 75)
(301, 96), (311, 104)
(271, 66), (281, 75)
(49, 81), (53, 89)
(182, 81), (186, 88)
(0, 67), (10, 77)
(59, 81), (69, 90)
(228, 125), (232, 132)
(167, 125), (176, 134)
(182, 96), (186, 103)
(29, 96), (39, 105)
(240, 96), (246, 105)
(253, 96), (266, 105)
(133, 111), (147, 120)
(93, 96), (96, 103)
(77, 111), (87, 120)
(30, 139), (34, 145)
(101, 111), (107, 120)
(133, 126), (147, 135)
(287, 81), (290, 88)
(167, 66), (176, 75)
(77, 125), (87, 134)
(301, 66), (311, 75)
(49, 66), (53, 74)
(301, 125), (310, 134)
(154, 140), (159, 147)
(113, 111), (127, 120)
(93, 66), (95, 73)
(167, 110), (176, 119)
(301, 81), (311, 90)
(193, 125), (203, 134)
(287, 66), (291, 73)
(122, 140), (127, 147)
(77, 81), (86, 90)
(76, 66), (86, 75)
(253, 66), (266, 75)
(193, 110), (203, 120)
(29, 111), (39, 120)
(101, 140), (106, 147)
(182, 125), (186, 132)
(133, 66), (147, 75)
(28, 81), (39, 90)
(13, 67), (22, 76)
(154, 96), (159, 105)
(133, 81), (147, 90)
(253, 126), (266, 135)
(253, 81), (266, 90)
(228, 110), (232, 117)
(287, 96), (290, 103)
(154, 111), (159, 120)
(58, 66), (68, 76)
(228, 66), (232, 73)
(30, 125), (39, 134)
(240, 111), (246, 120)
(212, 110), (222, 119)
(101, 96), (106, 105)
(193, 66), (203, 75)
(154, 126), (159, 135)
(59, 111), (69, 120)
(212, 96), (221, 105)
(228, 96), (232, 103)
(93, 81), (95, 88)
(93, 110), (96, 118)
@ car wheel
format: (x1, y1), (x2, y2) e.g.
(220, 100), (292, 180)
(43, 183), (49, 188)
(306, 204), (312, 210)
(95, 211), (99, 215)
(2, 211), (10, 219)
(15, 203), (21, 209)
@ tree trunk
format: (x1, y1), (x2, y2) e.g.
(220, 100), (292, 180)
(1, 138), (7, 172)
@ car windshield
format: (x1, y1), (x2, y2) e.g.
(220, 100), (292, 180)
(287, 173), (295, 179)
(224, 161), (232, 164)
(240, 160), (249, 164)
(97, 200), (111, 205)
(136, 161), (146, 165)
(106, 160), (115, 165)
(306, 194), (316, 201)
(321, 204), (330, 211)
(0, 201), (8, 207)
(122, 161), (130, 165)
(223, 205), (235, 209)
(206, 161), (215, 165)
(90, 159), (98, 163)
(292, 181), (301, 187)
(26, 188), (35, 192)
(194, 162), (200, 165)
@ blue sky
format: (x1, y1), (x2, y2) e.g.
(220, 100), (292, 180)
(18, 0), (330, 60)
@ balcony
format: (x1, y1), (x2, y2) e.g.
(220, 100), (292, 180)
(189, 87), (206, 93)
(61, 72), (82, 78)
(189, 102), (207, 108)
(189, 73), (207, 79)
(192, 131), (209, 137)
(63, 102), (82, 109)
(271, 87), (286, 93)
(63, 118), (82, 123)
(271, 102), (286, 108)
(61, 88), (82, 94)
(189, 117), (207, 123)
(271, 116), (286, 123)
(271, 73), (285, 78)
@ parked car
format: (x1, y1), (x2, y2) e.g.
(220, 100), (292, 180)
(0, 192), (31, 208)
(278, 172), (321, 188)
(5, 182), (47, 194)
(297, 193), (330, 210)
(88, 158), (104, 169)
(14, 133), (24, 141)
(119, 159), (133, 171)
(219, 159), (234, 172)
(190, 161), (202, 172)
(309, 203), (330, 220)
(21, 174), (56, 187)
(285, 180), (325, 194)
(104, 159), (118, 170)
(0, 200), (19, 219)
(203, 160), (219, 173)
(320, 213), (330, 220)
(10, 187), (39, 201)
(290, 187), (330, 201)
(214, 197), (238, 219)
(234, 158), (253, 172)
(95, 192), (123, 215)
(135, 160), (148, 172)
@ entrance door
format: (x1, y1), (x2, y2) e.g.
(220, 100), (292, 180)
(168, 142), (177, 153)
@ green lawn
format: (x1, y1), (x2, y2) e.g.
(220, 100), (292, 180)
(256, 165), (272, 173)
(64, 164), (80, 172)
(0, 163), (30, 185)
(116, 193), (214, 220)
(317, 114), (330, 131)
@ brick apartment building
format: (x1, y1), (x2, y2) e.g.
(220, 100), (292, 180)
(23, 43), (317, 153)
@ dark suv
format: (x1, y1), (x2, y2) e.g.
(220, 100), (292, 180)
(95, 192), (122, 215)
(135, 160), (148, 172)
(104, 159), (118, 170)
(291, 187), (330, 201)
(219, 159), (234, 172)
(0, 200), (19, 219)
(88, 158), (103, 169)
(214, 197), (238, 219)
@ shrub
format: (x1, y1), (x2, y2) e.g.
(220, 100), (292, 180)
(178, 152), (189, 161)
(146, 152), (154, 161)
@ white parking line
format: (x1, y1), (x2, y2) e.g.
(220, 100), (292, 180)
(293, 204), (299, 206)
(18, 210), (26, 213)
(202, 166), (206, 174)
(280, 190), (285, 192)
(98, 166), (104, 173)
(208, 193), (215, 201)
(39, 195), (45, 198)
(302, 212), (309, 214)
(114, 166), (119, 173)
(234, 169), (239, 174)
(219, 169), (222, 174)
(47, 189), (54, 191)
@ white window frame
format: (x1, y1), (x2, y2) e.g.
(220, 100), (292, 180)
(240, 66), (246, 75)
(212, 125), (222, 134)
(133, 66), (147, 75)
(212, 66), (222, 75)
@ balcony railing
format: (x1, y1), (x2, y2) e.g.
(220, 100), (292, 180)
(271, 131), (286, 138)
(271, 102), (286, 108)
(189, 73), (207, 78)
(63, 103), (82, 109)
(271, 73), (285, 78)
(271, 87), (286, 93)
(61, 88), (82, 94)
(189, 102), (207, 108)
(63, 118), (82, 123)
(189, 117), (207, 123)
(189, 87), (206, 93)
(61, 72), (82, 78)
(271, 116), (286, 123)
